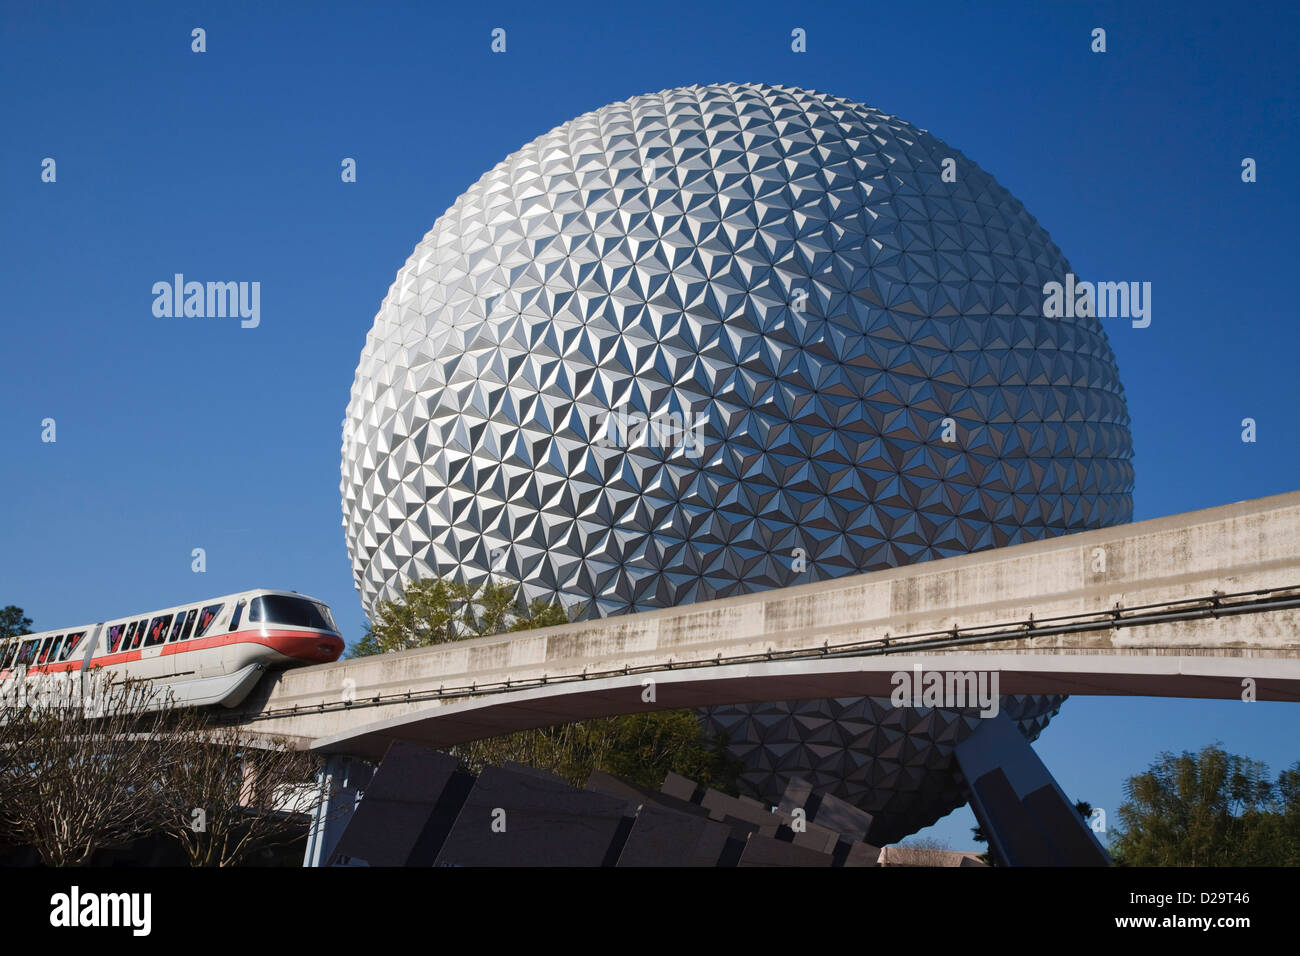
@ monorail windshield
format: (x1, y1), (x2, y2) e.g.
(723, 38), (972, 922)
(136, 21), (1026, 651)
(248, 595), (336, 632)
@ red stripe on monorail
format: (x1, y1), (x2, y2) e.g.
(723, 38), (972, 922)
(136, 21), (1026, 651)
(11, 628), (343, 675)
(161, 627), (342, 662)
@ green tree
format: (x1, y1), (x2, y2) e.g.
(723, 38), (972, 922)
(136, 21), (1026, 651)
(599, 710), (743, 792)
(509, 597), (570, 631)
(1111, 743), (1298, 866)
(1276, 763), (1300, 855)
(349, 578), (571, 657)
(349, 578), (475, 657)
(0, 606), (32, 639)
(451, 712), (743, 795)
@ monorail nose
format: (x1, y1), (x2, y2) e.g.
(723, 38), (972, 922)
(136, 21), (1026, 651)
(305, 634), (345, 662)
(265, 631), (345, 664)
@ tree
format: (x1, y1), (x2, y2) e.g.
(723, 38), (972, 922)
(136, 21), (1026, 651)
(452, 711), (744, 794)
(156, 726), (326, 867)
(0, 676), (180, 865)
(0, 606), (32, 639)
(970, 823), (994, 866)
(1275, 763), (1300, 856)
(350, 578), (475, 656)
(350, 578), (573, 657)
(1111, 743), (1299, 866)
(508, 597), (571, 631)
(0, 673), (329, 866)
(599, 711), (743, 792)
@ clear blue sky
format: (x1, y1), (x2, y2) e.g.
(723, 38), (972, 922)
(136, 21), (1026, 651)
(2, 0), (1297, 851)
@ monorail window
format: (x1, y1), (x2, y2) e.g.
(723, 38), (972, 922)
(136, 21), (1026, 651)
(48, 635), (65, 662)
(180, 608), (197, 640)
(1, 642), (17, 669)
(248, 595), (336, 631)
(107, 624), (126, 653)
(228, 600), (244, 631)
(60, 632), (84, 661)
(37, 636), (56, 665)
(196, 604), (222, 638)
(16, 640), (38, 667)
(168, 614), (186, 643)
(129, 620), (147, 651)
(145, 615), (172, 647)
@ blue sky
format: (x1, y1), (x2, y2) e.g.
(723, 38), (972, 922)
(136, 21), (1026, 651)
(2, 0), (1297, 851)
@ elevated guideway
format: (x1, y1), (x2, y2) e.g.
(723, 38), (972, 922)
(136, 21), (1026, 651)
(228, 490), (1300, 758)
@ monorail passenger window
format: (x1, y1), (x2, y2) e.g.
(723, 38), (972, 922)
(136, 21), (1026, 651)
(168, 614), (186, 642)
(248, 595), (335, 631)
(129, 620), (148, 651)
(107, 624), (126, 653)
(48, 635), (65, 662)
(196, 604), (223, 638)
(180, 608), (197, 640)
(228, 599), (245, 631)
(145, 615), (172, 647)
(60, 632), (84, 661)
(37, 636), (56, 665)
(1, 642), (16, 669)
(18, 640), (39, 666)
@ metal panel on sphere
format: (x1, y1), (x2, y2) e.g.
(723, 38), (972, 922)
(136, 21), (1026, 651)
(341, 82), (1134, 840)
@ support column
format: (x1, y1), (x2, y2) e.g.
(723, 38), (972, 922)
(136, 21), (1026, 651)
(302, 754), (372, 867)
(954, 711), (1110, 867)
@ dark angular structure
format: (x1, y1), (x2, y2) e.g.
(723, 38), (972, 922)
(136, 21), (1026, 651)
(322, 744), (884, 867)
(433, 765), (631, 867)
(954, 713), (1110, 866)
(328, 743), (470, 866)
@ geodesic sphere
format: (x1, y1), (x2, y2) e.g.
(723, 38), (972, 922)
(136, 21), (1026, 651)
(341, 82), (1133, 617)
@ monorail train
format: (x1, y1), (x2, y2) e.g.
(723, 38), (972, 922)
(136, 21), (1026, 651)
(0, 589), (344, 709)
